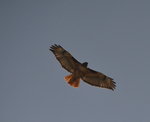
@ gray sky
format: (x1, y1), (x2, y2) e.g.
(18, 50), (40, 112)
(1, 0), (150, 122)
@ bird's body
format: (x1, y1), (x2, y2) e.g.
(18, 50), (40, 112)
(50, 44), (116, 90)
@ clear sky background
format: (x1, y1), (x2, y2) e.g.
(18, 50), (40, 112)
(1, 0), (150, 122)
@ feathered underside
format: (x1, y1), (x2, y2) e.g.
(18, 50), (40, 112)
(50, 44), (116, 90)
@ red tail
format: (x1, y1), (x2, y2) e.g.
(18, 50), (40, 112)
(64, 74), (80, 88)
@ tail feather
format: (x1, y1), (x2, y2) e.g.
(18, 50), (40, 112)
(64, 74), (72, 82)
(64, 74), (80, 88)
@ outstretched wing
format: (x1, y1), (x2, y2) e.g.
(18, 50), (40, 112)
(50, 44), (81, 73)
(81, 68), (116, 90)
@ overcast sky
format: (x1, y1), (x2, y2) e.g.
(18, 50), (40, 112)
(1, 0), (150, 122)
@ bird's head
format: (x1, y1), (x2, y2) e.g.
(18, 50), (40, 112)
(82, 62), (88, 67)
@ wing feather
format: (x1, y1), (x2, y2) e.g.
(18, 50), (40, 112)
(81, 68), (116, 90)
(50, 44), (81, 73)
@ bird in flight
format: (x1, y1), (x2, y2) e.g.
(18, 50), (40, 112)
(50, 44), (116, 90)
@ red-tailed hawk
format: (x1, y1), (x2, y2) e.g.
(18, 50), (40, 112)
(50, 44), (116, 90)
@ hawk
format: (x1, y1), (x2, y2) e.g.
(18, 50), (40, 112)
(50, 44), (116, 90)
